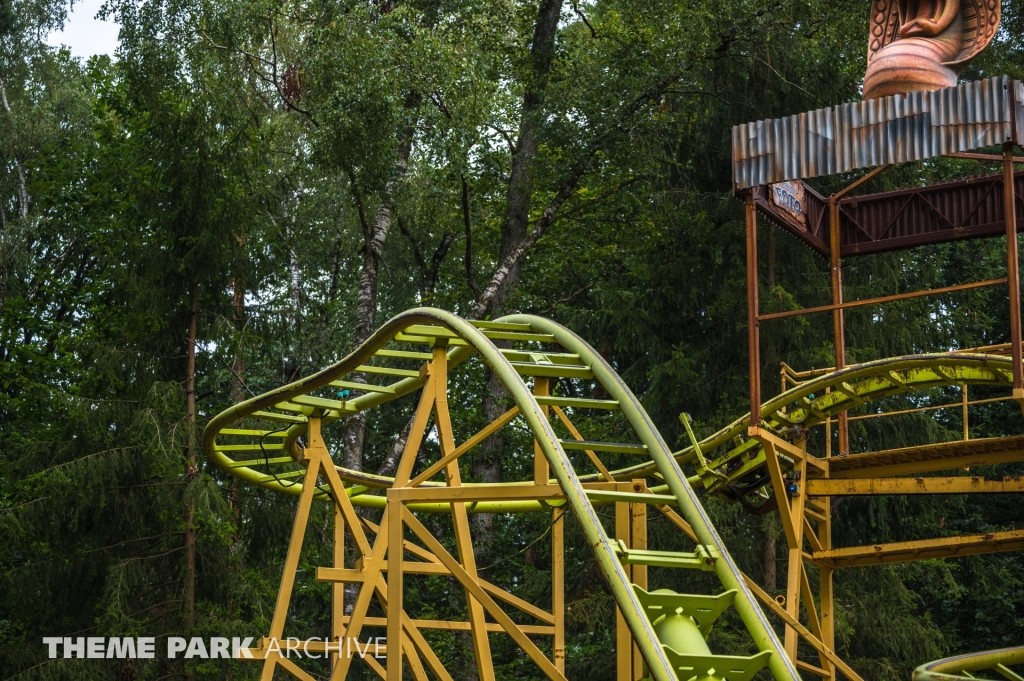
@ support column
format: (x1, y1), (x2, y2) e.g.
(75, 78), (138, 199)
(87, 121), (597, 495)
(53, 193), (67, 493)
(829, 197), (849, 455)
(615, 500), (632, 681)
(332, 504), (345, 671)
(387, 493), (403, 679)
(259, 422), (324, 681)
(962, 384), (969, 441)
(819, 525), (835, 680)
(552, 508), (565, 674)
(534, 378), (551, 484)
(783, 452), (807, 661)
(387, 495), (405, 681)
(1004, 143), (1023, 407)
(630, 493), (648, 681)
(431, 346), (496, 681)
(746, 193), (761, 424)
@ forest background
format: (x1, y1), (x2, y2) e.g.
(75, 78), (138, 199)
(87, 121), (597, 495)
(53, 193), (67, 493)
(2, 0), (1024, 679)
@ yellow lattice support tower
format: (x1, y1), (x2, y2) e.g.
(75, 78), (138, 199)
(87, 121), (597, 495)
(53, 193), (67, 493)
(204, 309), (1024, 681)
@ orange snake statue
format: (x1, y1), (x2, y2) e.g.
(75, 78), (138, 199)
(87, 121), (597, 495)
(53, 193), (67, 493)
(863, 0), (1001, 99)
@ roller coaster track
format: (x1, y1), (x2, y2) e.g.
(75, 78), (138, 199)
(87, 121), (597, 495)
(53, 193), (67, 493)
(203, 308), (1024, 681)
(913, 647), (1024, 681)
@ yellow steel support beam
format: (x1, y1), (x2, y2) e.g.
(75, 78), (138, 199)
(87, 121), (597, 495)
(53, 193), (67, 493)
(203, 307), (1024, 681)
(811, 529), (1024, 568)
(389, 484), (565, 503)
(826, 436), (1024, 479)
(806, 476), (1024, 496)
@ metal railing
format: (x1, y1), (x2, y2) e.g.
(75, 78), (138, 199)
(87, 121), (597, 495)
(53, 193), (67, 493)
(780, 343), (1021, 452)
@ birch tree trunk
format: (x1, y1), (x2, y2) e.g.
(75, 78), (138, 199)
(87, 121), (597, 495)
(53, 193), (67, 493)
(341, 135), (414, 473)
(0, 78), (30, 218)
(340, 135), (414, 616)
(283, 183), (304, 382)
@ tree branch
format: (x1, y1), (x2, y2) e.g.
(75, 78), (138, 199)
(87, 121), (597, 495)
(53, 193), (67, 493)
(397, 215), (427, 273)
(198, 27), (319, 124)
(570, 0), (598, 38)
(471, 146), (598, 320)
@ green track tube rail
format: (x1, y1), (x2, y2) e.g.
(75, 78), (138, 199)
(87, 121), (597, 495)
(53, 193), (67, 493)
(204, 308), (799, 680)
(913, 646), (1024, 681)
(203, 308), (1022, 681)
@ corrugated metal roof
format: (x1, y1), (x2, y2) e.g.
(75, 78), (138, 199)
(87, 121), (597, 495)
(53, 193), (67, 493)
(733, 76), (1022, 189)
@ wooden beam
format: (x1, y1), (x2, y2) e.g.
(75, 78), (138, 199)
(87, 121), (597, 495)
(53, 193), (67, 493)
(387, 491), (404, 681)
(430, 347), (495, 681)
(796, 660), (833, 678)
(331, 511), (391, 680)
(759, 439), (798, 549)
(355, 518), (556, 625)
(615, 502), (631, 681)
(318, 565), (556, 626)
(551, 405), (614, 481)
(336, 617), (555, 636)
(631, 496), (647, 681)
(803, 516), (824, 553)
(552, 509), (566, 674)
(785, 445), (808, 660)
(260, 443), (321, 681)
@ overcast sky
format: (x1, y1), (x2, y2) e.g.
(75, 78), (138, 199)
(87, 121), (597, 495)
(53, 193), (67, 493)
(47, 0), (120, 59)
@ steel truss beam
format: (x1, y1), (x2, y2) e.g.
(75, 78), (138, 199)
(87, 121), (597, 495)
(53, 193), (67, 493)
(204, 308), (1024, 681)
(204, 309), (803, 681)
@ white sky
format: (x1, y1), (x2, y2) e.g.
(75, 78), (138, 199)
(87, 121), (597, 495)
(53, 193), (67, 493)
(47, 0), (120, 59)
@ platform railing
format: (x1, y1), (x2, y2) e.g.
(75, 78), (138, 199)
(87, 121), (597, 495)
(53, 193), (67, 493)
(780, 344), (1023, 450)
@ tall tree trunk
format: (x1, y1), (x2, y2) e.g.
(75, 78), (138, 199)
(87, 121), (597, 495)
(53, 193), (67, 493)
(183, 284), (199, 639)
(341, 133), (414, 615)
(282, 183), (304, 382)
(463, 176), (481, 297)
(763, 513), (778, 591)
(328, 220), (345, 306)
(470, 0), (565, 561)
(230, 277), (246, 402)
(288, 190), (303, 323)
(229, 277), (244, 539)
(0, 78), (29, 218)
(342, 134), (414, 474)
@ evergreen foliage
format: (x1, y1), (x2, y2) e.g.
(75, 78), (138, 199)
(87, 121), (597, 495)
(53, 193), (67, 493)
(1, 0), (1023, 679)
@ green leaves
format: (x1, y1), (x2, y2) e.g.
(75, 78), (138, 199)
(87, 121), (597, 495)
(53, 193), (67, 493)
(2, 0), (1024, 678)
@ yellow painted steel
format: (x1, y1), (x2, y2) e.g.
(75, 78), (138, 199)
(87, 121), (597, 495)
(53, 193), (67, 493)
(203, 308), (1024, 681)
(812, 528), (1024, 568)
(806, 476), (1024, 496)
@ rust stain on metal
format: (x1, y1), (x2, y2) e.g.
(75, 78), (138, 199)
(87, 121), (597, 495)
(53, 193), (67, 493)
(733, 77), (1022, 189)
(754, 169), (1024, 258)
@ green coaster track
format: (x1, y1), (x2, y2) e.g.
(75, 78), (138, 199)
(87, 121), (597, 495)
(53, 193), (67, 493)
(204, 308), (1024, 681)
